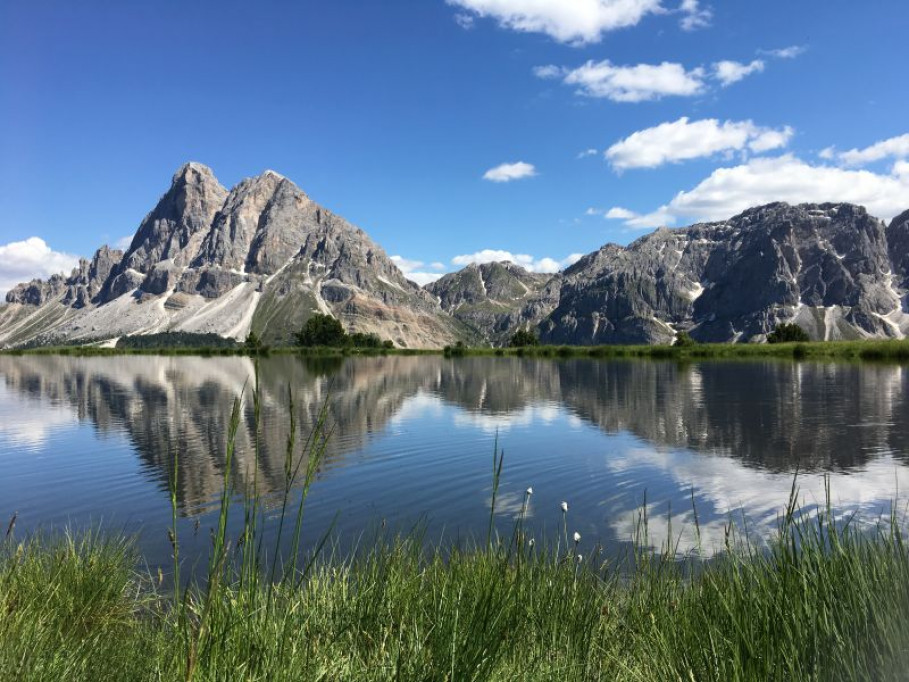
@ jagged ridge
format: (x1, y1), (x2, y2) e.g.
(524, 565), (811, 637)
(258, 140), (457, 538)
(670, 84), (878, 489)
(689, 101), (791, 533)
(3, 165), (909, 348)
(2, 163), (466, 349)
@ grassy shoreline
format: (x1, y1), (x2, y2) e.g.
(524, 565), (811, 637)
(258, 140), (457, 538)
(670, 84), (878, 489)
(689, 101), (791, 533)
(4, 337), (909, 361)
(3, 495), (908, 680)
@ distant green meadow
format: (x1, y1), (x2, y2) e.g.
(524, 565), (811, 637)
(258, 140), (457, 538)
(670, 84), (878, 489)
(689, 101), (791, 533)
(5, 336), (909, 362)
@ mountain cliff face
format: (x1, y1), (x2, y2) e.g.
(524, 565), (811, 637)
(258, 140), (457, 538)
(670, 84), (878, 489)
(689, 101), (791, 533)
(1, 163), (465, 349)
(3, 166), (908, 349)
(534, 203), (908, 344)
(427, 202), (909, 345)
(426, 261), (552, 344)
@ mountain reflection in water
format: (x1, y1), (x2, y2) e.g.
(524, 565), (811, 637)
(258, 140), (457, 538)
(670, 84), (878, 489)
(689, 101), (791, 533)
(0, 355), (907, 564)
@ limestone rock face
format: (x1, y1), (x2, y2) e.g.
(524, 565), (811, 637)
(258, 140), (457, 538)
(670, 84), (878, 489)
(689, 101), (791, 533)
(3, 165), (907, 350)
(1, 163), (463, 349)
(532, 203), (908, 344)
(5, 275), (69, 307)
(426, 262), (552, 344)
(121, 163), (229, 274)
(5, 246), (123, 308)
(888, 209), (909, 289)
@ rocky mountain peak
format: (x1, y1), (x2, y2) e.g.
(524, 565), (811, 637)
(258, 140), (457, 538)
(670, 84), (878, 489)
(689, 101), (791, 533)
(426, 260), (553, 343)
(887, 208), (909, 288)
(116, 163), (228, 275)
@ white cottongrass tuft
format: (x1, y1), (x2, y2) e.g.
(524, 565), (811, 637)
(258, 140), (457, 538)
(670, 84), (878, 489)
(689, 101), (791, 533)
(577, 554), (583, 563)
(561, 501), (569, 513)
(526, 487), (533, 496)
(573, 531), (581, 544)
(528, 538), (535, 548)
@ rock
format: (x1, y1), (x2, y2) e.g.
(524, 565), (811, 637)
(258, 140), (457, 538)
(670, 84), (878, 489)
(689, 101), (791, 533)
(4, 162), (907, 350)
(888, 209), (909, 289)
(121, 162), (228, 273)
(529, 203), (908, 344)
(5, 274), (68, 306)
(426, 262), (552, 343)
(1, 164), (463, 349)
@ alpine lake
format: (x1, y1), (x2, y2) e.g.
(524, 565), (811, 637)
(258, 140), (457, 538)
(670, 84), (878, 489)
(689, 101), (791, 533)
(2, 353), (908, 575)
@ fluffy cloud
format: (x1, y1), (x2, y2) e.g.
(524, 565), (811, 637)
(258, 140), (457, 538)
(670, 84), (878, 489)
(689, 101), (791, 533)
(607, 155), (909, 229)
(390, 255), (445, 286)
(577, 148), (599, 159)
(451, 249), (583, 273)
(835, 133), (909, 167)
(761, 45), (806, 59)
(453, 13), (475, 29)
(604, 207), (639, 220)
(0, 237), (80, 297)
(114, 235), (134, 251)
(539, 52), (777, 102)
(446, 0), (661, 46)
(537, 59), (707, 102)
(679, 0), (712, 31)
(605, 117), (793, 170)
(712, 59), (765, 86)
(482, 161), (537, 182)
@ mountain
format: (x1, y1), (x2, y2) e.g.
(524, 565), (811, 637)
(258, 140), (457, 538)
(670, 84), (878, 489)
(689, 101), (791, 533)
(425, 261), (553, 344)
(3, 165), (908, 348)
(1, 163), (467, 349)
(435, 202), (908, 345)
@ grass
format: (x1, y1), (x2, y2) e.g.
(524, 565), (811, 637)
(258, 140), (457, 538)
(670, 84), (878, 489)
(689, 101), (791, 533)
(1, 377), (909, 680)
(449, 338), (909, 362)
(6, 337), (909, 362)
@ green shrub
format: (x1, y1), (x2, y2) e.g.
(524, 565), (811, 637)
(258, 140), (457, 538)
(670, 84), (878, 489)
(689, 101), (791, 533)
(295, 313), (348, 347)
(509, 329), (539, 347)
(767, 323), (810, 344)
(674, 331), (697, 347)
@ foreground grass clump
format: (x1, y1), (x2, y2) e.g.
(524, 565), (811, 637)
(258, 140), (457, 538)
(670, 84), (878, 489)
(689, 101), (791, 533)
(2, 506), (909, 681)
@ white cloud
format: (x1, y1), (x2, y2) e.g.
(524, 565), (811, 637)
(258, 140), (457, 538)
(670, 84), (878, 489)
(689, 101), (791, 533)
(533, 64), (562, 80)
(610, 155), (909, 229)
(606, 206), (676, 229)
(446, 0), (662, 46)
(482, 161), (537, 182)
(679, 0), (712, 31)
(836, 133), (909, 167)
(0, 237), (80, 298)
(712, 59), (764, 86)
(454, 13), (475, 29)
(542, 59), (707, 102)
(577, 148), (600, 159)
(451, 249), (581, 273)
(541, 54), (775, 102)
(761, 45), (806, 59)
(818, 146), (836, 160)
(390, 255), (445, 286)
(605, 207), (639, 220)
(430, 262), (446, 271)
(605, 117), (793, 170)
(114, 235), (133, 251)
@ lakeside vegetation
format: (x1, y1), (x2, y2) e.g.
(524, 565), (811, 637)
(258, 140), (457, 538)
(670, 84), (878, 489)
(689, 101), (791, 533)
(4, 503), (908, 681)
(2, 377), (909, 680)
(6, 335), (909, 362)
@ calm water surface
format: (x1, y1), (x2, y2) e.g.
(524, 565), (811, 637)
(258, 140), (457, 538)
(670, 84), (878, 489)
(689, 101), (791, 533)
(1, 355), (907, 571)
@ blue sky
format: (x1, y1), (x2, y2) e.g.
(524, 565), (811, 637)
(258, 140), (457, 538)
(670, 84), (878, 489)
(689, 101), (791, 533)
(2, 0), (908, 291)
